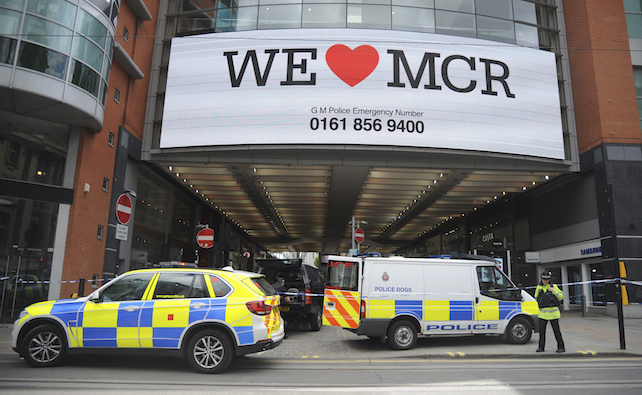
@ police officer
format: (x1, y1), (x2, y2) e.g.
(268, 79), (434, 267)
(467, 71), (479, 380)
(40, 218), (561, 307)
(534, 271), (565, 353)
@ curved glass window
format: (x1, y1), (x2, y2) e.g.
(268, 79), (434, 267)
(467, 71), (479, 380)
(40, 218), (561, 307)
(435, 0), (474, 14)
(27, 0), (77, 29)
(73, 34), (103, 71)
(476, 0), (512, 20)
(302, 4), (346, 28)
(0, 37), (16, 65)
(70, 59), (100, 96)
(22, 14), (72, 54)
(2, 0), (25, 11)
(0, 8), (22, 36)
(258, 4), (302, 29)
(393, 0), (433, 6)
(77, 9), (107, 49)
(392, 6), (435, 33)
(17, 41), (68, 79)
(477, 15), (514, 43)
(435, 10), (476, 38)
(347, 4), (391, 29)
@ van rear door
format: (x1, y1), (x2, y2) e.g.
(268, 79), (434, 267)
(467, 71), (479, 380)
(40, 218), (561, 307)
(322, 256), (361, 329)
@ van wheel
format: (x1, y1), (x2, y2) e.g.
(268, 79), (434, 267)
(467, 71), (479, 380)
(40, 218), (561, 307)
(506, 317), (532, 344)
(309, 308), (322, 331)
(22, 324), (67, 367)
(387, 320), (417, 350)
(186, 329), (233, 373)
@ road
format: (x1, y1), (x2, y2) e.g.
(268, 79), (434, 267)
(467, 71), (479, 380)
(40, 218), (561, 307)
(1, 351), (641, 394)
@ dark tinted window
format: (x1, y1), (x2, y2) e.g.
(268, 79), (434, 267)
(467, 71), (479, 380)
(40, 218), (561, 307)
(153, 272), (207, 299)
(476, 266), (521, 301)
(101, 272), (154, 302)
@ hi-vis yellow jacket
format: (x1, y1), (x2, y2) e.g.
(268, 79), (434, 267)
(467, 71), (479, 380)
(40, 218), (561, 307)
(534, 284), (563, 320)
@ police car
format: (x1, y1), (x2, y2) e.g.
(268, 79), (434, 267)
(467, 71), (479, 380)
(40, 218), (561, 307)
(11, 266), (284, 373)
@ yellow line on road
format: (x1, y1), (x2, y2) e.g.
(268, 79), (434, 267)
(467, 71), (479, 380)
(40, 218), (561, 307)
(579, 350), (597, 355)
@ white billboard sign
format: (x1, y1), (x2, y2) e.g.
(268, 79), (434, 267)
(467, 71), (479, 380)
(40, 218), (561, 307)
(161, 29), (564, 159)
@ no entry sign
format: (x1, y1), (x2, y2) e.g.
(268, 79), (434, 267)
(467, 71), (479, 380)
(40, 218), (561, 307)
(116, 194), (132, 224)
(196, 227), (215, 248)
(354, 227), (365, 244)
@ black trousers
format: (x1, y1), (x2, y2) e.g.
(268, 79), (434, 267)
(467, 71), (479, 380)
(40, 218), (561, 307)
(538, 318), (565, 350)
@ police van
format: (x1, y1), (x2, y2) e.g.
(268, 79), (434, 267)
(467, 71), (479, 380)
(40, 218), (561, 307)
(322, 255), (538, 350)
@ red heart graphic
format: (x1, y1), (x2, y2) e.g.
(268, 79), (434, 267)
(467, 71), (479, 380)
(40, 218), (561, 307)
(326, 44), (379, 87)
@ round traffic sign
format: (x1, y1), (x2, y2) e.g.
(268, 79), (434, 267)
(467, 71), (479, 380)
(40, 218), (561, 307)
(196, 227), (215, 249)
(354, 227), (365, 243)
(116, 194), (132, 224)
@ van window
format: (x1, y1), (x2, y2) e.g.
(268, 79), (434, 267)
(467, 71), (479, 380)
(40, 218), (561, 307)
(476, 266), (521, 301)
(326, 259), (359, 291)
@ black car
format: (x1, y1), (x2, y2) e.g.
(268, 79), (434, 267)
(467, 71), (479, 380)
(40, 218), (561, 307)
(256, 259), (325, 331)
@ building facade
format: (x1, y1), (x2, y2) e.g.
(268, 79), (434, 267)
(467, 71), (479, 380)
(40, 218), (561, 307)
(1, 0), (641, 321)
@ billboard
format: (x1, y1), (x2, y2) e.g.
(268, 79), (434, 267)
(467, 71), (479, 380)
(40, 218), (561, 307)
(161, 29), (564, 159)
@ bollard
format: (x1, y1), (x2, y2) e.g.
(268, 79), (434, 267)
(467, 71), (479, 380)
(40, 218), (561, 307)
(78, 278), (85, 297)
(581, 294), (587, 317)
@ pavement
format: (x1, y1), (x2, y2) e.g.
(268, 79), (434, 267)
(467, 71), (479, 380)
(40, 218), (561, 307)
(2, 310), (642, 361)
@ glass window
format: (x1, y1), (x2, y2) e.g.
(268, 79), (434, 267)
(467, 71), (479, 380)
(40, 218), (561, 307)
(73, 35), (103, 71)
(515, 22), (538, 47)
(77, 9), (107, 49)
(348, 0), (391, 4)
(22, 15), (72, 54)
(302, 4), (346, 28)
(210, 275), (233, 297)
(17, 41), (68, 79)
(0, 8), (22, 36)
(2, 0), (25, 10)
(70, 59), (100, 96)
(258, 4), (302, 29)
(326, 258), (360, 291)
(589, 264), (605, 305)
(476, 266), (521, 301)
(347, 4), (391, 29)
(393, 0), (434, 7)
(393, 6), (435, 33)
(477, 15), (514, 43)
(261, 0), (302, 4)
(235, 5), (259, 30)
(135, 170), (169, 230)
(435, 0), (474, 14)
(153, 272), (208, 299)
(27, 0), (77, 29)
(475, 0), (512, 20)
(0, 37), (16, 65)
(435, 9), (476, 38)
(626, 14), (642, 39)
(513, 0), (536, 24)
(171, 193), (192, 242)
(100, 272), (154, 302)
(624, 0), (642, 12)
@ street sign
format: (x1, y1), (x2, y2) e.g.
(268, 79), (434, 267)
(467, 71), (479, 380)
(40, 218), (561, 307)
(116, 194), (132, 224)
(196, 227), (215, 248)
(115, 224), (128, 241)
(354, 227), (365, 243)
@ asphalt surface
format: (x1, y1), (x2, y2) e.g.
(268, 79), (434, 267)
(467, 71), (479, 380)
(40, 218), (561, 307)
(2, 310), (641, 361)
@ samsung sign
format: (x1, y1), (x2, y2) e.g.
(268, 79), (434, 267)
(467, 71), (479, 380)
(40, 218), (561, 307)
(161, 29), (564, 159)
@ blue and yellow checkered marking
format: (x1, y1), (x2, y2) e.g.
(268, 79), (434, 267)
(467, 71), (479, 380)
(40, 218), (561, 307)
(367, 299), (531, 322)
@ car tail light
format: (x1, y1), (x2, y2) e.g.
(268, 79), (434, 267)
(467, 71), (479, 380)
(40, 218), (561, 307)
(305, 288), (312, 304)
(246, 300), (271, 316)
(360, 300), (366, 319)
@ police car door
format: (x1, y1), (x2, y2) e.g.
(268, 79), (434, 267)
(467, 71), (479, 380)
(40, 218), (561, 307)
(81, 271), (155, 347)
(422, 262), (475, 335)
(474, 265), (523, 335)
(322, 256), (362, 329)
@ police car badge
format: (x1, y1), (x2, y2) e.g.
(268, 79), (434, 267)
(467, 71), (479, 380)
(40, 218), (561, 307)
(382, 272), (389, 282)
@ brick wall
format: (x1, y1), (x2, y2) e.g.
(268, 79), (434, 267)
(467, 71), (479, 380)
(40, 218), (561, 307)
(60, 1), (160, 297)
(564, 0), (642, 153)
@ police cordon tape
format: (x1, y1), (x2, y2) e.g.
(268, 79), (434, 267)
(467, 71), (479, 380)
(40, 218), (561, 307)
(1, 276), (641, 299)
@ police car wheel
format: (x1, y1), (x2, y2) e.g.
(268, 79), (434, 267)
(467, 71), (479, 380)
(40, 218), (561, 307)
(309, 308), (322, 331)
(506, 317), (532, 344)
(187, 329), (233, 374)
(22, 324), (67, 367)
(388, 320), (417, 350)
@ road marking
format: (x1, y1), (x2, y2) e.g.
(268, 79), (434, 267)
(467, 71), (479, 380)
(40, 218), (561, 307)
(447, 352), (465, 357)
(579, 350), (597, 355)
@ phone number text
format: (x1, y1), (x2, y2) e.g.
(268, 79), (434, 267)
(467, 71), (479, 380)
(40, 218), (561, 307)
(310, 118), (424, 133)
